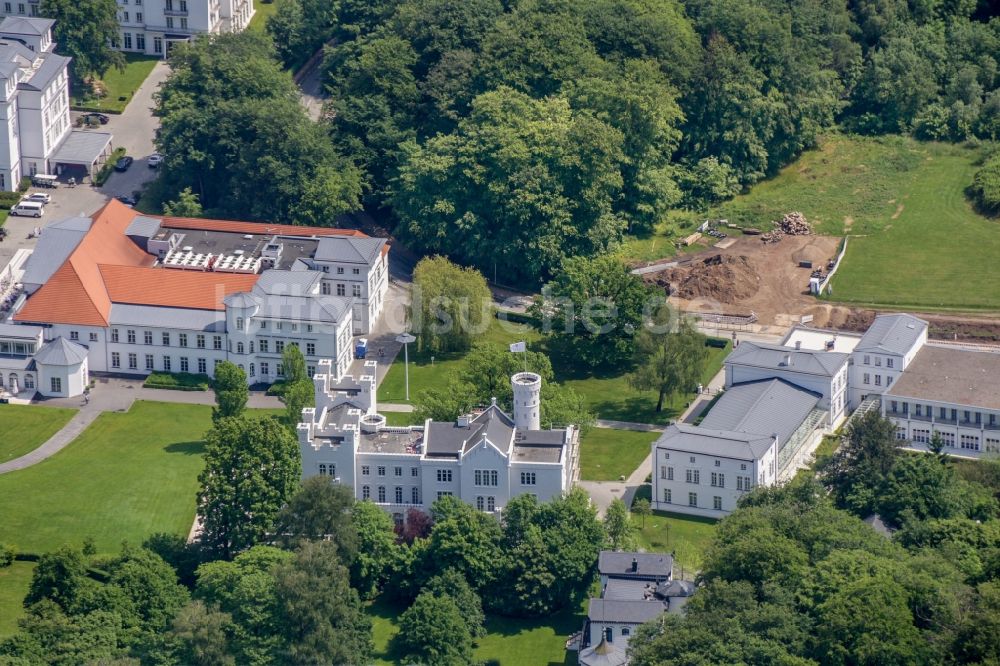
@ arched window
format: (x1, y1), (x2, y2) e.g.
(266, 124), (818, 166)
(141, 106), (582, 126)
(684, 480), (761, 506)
(23, 374), (34, 389)
(237, 342), (244, 354)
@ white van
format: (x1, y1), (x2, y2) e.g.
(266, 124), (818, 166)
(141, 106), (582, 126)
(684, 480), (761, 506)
(10, 201), (44, 217)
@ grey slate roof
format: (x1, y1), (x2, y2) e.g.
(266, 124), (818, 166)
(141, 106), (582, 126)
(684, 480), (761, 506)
(599, 551), (673, 579)
(726, 341), (847, 377)
(655, 423), (775, 460)
(0, 323), (41, 339)
(48, 130), (112, 164)
(125, 215), (161, 239)
(314, 236), (386, 264)
(254, 269), (320, 296)
(0, 16), (55, 36)
(252, 293), (349, 323)
(588, 599), (666, 625)
(19, 52), (68, 91)
(424, 405), (515, 457)
(699, 379), (821, 445)
(603, 578), (652, 601)
(109, 304), (225, 332)
(21, 219), (90, 286)
(855, 313), (927, 355)
(223, 292), (259, 309)
(33, 337), (87, 365)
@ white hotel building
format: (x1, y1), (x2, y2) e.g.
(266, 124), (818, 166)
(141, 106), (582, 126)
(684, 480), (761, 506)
(297, 367), (580, 524)
(2, 200), (388, 398)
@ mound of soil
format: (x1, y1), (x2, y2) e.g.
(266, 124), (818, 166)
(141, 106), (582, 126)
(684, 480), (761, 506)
(652, 254), (761, 304)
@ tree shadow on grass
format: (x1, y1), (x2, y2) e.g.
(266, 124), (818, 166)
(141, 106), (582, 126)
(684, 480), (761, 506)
(163, 441), (205, 456)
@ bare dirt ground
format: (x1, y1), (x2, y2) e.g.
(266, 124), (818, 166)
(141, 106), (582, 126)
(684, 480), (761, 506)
(638, 234), (1000, 343)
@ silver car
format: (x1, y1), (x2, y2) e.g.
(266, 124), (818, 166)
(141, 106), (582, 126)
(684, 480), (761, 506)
(23, 192), (51, 204)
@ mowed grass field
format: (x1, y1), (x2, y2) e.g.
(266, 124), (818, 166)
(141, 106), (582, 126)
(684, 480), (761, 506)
(708, 134), (1000, 311)
(0, 405), (76, 462)
(0, 401), (213, 555)
(71, 53), (158, 114)
(0, 561), (34, 638)
(579, 428), (658, 481)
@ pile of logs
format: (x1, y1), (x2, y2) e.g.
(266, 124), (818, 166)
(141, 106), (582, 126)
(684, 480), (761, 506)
(761, 230), (784, 244)
(777, 211), (810, 235)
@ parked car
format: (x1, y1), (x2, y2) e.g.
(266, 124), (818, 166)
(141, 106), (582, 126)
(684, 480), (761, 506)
(10, 201), (44, 217)
(147, 153), (163, 168)
(117, 195), (137, 207)
(22, 192), (51, 204)
(114, 156), (134, 172)
(83, 112), (110, 125)
(30, 174), (58, 188)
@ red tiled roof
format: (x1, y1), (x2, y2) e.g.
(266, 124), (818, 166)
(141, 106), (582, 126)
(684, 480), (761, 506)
(100, 264), (259, 311)
(162, 216), (367, 237)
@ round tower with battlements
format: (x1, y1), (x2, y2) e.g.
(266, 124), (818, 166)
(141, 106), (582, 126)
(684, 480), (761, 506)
(511, 371), (541, 431)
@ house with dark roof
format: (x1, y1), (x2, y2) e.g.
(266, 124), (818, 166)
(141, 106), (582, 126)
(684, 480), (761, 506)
(579, 550), (695, 665)
(848, 313), (927, 410)
(5, 200), (390, 397)
(298, 368), (579, 523)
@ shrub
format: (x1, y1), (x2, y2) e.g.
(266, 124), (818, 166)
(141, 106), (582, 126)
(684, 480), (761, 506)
(969, 156), (1000, 214)
(0, 543), (15, 567)
(142, 371), (211, 391)
(17, 177), (30, 192)
(94, 147), (127, 186)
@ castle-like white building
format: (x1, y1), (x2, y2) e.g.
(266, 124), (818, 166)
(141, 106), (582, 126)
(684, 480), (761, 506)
(297, 365), (580, 522)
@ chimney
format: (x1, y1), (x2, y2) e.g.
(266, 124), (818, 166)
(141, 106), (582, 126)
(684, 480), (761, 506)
(795, 340), (802, 350)
(631, 557), (638, 573)
(457, 414), (470, 428)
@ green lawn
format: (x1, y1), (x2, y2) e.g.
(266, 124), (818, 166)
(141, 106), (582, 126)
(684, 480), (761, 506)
(369, 597), (581, 666)
(248, 0), (285, 33)
(71, 54), (158, 114)
(707, 134), (1000, 311)
(0, 401), (213, 555)
(0, 405), (76, 463)
(631, 488), (717, 572)
(381, 411), (417, 427)
(579, 428), (658, 481)
(0, 561), (34, 639)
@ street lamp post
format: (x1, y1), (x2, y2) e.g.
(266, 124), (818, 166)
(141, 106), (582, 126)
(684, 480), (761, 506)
(396, 332), (416, 401)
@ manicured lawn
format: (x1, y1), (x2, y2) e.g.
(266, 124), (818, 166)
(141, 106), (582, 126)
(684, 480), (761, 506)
(0, 401), (213, 555)
(381, 411), (417, 426)
(0, 561), (34, 639)
(631, 489), (717, 572)
(561, 341), (730, 425)
(379, 318), (542, 403)
(0, 404), (76, 463)
(71, 54), (158, 114)
(369, 596), (582, 666)
(248, 0), (285, 33)
(707, 134), (1000, 311)
(579, 428), (657, 481)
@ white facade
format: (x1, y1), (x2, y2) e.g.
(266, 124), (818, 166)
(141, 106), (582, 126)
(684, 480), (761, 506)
(298, 364), (579, 522)
(0, 325), (87, 399)
(848, 314), (927, 410)
(0, 17), (70, 190)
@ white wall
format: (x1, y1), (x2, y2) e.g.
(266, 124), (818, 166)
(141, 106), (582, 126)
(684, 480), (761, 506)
(651, 444), (769, 518)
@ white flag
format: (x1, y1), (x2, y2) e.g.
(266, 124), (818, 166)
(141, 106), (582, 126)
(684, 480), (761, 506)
(509, 341), (526, 353)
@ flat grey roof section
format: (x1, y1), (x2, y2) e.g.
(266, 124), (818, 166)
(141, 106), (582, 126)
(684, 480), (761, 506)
(0, 16), (55, 36)
(512, 444), (562, 463)
(315, 236), (386, 264)
(20, 221), (90, 285)
(603, 578), (652, 601)
(0, 323), (41, 339)
(855, 313), (927, 355)
(655, 423), (774, 460)
(726, 341), (847, 377)
(251, 293), (349, 323)
(587, 599), (666, 625)
(125, 215), (161, 239)
(885, 344), (1000, 410)
(699, 379), (821, 445)
(20, 52), (68, 91)
(599, 551), (673, 578)
(49, 130), (113, 165)
(109, 303), (225, 332)
(255, 269), (321, 296)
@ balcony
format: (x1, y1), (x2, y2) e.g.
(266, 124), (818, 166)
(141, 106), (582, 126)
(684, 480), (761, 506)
(163, 7), (188, 15)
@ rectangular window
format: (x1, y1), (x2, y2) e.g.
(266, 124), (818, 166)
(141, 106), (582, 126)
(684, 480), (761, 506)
(394, 466), (402, 477)
(336, 283), (346, 296)
(864, 355), (870, 365)
(69, 331), (79, 341)
(713, 496), (722, 511)
(685, 469), (699, 484)
(521, 472), (536, 485)
(178, 333), (187, 347)
(318, 463), (335, 476)
(887, 358), (894, 368)
(362, 486), (370, 500)
(411, 467), (419, 477)
(436, 469), (453, 483)
(437, 491), (453, 500)
(275, 341), (285, 353)
(487, 497), (495, 512)
(891, 400), (898, 413)
(165, 16), (173, 28)
(688, 492), (697, 507)
(153, 36), (162, 54)
(163, 356), (171, 371)
(961, 434), (981, 451)
(875, 375), (882, 386)
(322, 282), (331, 295)
(180, 17), (187, 29)
(476, 496), (485, 511)
(145, 354), (154, 370)
(663, 489), (671, 503)
(667, 467), (673, 481)
(260, 362), (269, 376)
(660, 466), (667, 480)
(50, 377), (61, 393)
(111, 329), (120, 343)
(90, 332), (99, 342)
(411, 487), (420, 504)
(111, 352), (121, 368)
(277, 363), (284, 377)
(161, 332), (170, 346)
(337, 267), (344, 274)
(196, 334), (205, 349)
(136, 29), (144, 47)
(198, 358), (206, 374)
(377, 466), (386, 477)
(863, 373), (870, 385)
(259, 340), (269, 353)
(144, 331), (153, 345)
(474, 470), (499, 486)
(123, 30), (131, 48)
(361, 466), (370, 476)
(352, 284), (362, 298)
(213, 336), (222, 350)
(127, 329), (136, 344)
(377, 486), (386, 503)
(306, 342), (316, 356)
(180, 357), (189, 373)
(395, 487), (403, 504)
(128, 353), (137, 369)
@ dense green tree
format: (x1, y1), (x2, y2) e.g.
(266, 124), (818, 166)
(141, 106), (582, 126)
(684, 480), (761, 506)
(633, 497), (651, 528)
(0, 601), (123, 666)
(274, 477), (358, 558)
(819, 410), (901, 517)
(459, 342), (553, 406)
(280, 344), (313, 429)
(103, 545), (190, 635)
(412, 377), (478, 423)
(970, 155), (1000, 213)
(40, 0), (125, 86)
(412, 256), (492, 353)
(628, 309), (709, 412)
(413, 497), (503, 593)
(197, 415), (302, 559)
(272, 541), (373, 665)
(350, 500), (402, 599)
(161, 187), (204, 218)
(604, 498), (636, 550)
(393, 87), (627, 285)
(535, 255), (653, 370)
(421, 569), (486, 638)
(24, 545), (89, 612)
(394, 591), (474, 666)
(160, 600), (236, 666)
(212, 361), (248, 423)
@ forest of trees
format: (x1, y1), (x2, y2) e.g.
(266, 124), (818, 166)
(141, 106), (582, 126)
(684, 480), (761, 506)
(144, 1), (1000, 285)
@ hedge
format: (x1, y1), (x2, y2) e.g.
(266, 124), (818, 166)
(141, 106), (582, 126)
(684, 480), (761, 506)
(94, 147), (127, 187)
(142, 372), (211, 391)
(970, 156), (1000, 214)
